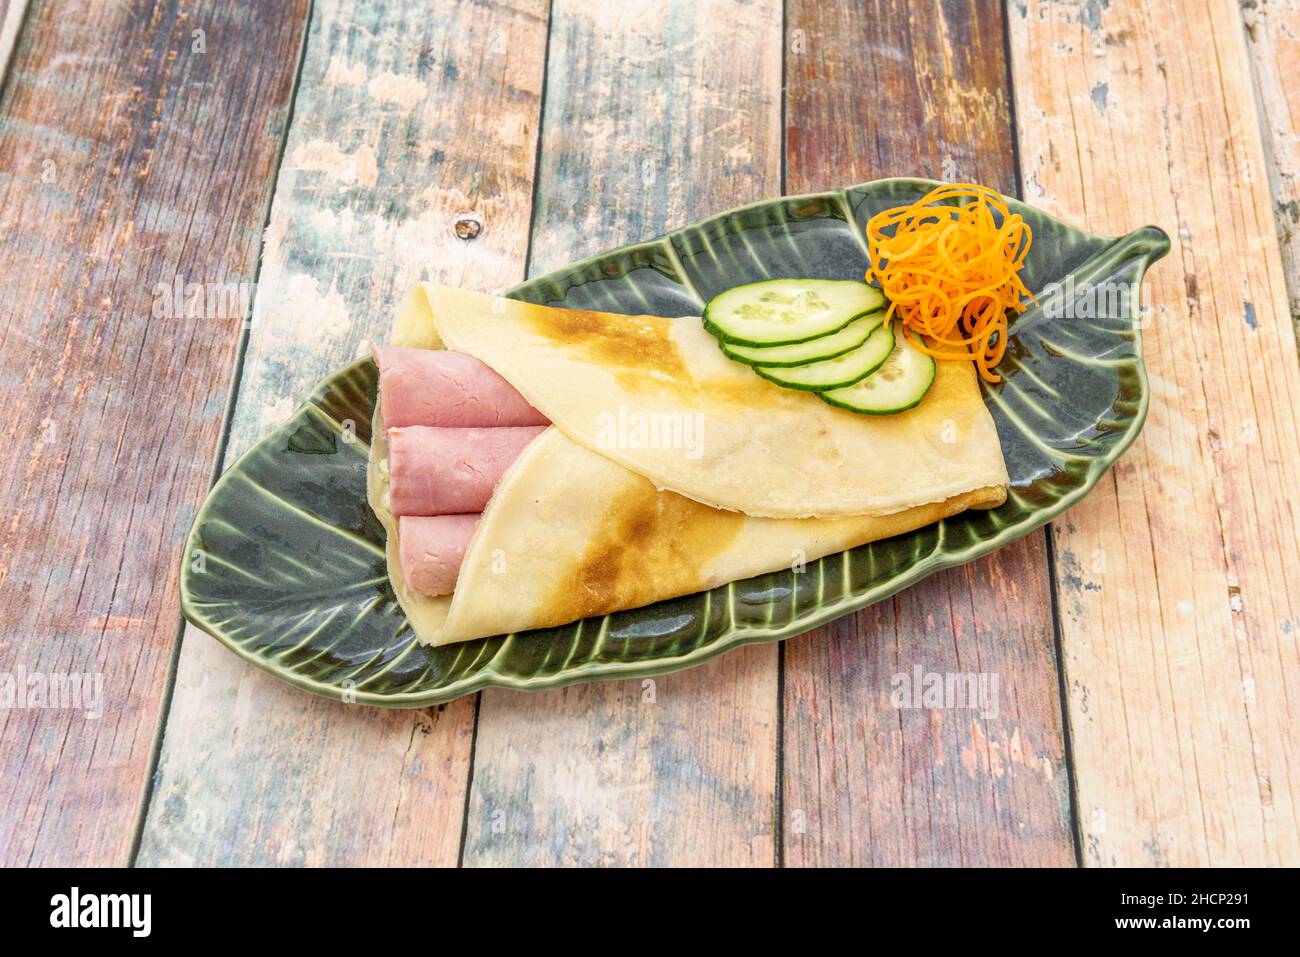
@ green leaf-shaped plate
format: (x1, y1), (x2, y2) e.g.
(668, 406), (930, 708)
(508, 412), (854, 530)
(180, 179), (1169, 706)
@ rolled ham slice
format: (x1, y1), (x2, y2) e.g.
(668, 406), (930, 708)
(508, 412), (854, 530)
(398, 514), (479, 597)
(374, 346), (549, 428)
(388, 425), (546, 515)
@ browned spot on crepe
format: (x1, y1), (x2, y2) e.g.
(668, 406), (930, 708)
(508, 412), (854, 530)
(536, 480), (747, 627)
(534, 482), (1007, 630)
(524, 307), (691, 383)
(523, 305), (811, 408)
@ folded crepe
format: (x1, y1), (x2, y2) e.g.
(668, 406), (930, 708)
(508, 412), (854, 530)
(368, 284), (1009, 646)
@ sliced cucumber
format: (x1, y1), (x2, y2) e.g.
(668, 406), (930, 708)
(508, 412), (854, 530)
(820, 324), (937, 414)
(722, 311), (884, 368)
(703, 279), (885, 347)
(753, 323), (895, 392)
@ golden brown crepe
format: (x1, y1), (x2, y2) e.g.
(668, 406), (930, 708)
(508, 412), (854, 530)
(369, 284), (1008, 646)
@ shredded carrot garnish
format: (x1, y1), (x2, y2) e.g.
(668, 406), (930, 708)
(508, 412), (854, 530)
(864, 183), (1034, 383)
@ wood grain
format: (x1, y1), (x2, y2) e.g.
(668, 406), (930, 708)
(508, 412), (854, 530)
(1242, 0), (1300, 348)
(134, 0), (549, 866)
(0, 0), (309, 866)
(461, 0), (784, 867)
(780, 0), (1075, 866)
(1009, 0), (1300, 866)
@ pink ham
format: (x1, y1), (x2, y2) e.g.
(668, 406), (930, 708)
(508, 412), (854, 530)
(374, 346), (549, 428)
(398, 514), (479, 597)
(388, 425), (545, 515)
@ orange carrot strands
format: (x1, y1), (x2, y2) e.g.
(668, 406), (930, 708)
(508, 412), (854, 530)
(864, 183), (1034, 383)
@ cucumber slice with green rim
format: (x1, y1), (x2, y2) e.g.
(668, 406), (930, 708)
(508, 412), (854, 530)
(703, 279), (885, 347)
(721, 311), (884, 368)
(753, 322), (895, 392)
(820, 324), (937, 415)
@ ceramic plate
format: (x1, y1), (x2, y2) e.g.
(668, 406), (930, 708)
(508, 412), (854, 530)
(179, 178), (1169, 705)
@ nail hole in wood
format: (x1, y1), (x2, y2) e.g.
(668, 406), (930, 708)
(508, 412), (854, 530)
(453, 213), (483, 241)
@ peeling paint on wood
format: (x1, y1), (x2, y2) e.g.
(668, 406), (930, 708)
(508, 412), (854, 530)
(0, 0), (309, 866)
(1011, 0), (1300, 867)
(525, 0), (782, 275)
(780, 0), (1075, 867)
(8, 0), (1298, 870)
(134, 0), (549, 867)
(1241, 0), (1300, 349)
(462, 0), (784, 868)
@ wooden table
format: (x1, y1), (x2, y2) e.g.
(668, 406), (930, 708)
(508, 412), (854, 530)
(1, 0), (1297, 868)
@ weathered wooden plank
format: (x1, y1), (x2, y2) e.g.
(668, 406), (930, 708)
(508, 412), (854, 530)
(462, 0), (783, 867)
(781, 0), (1075, 866)
(0, 0), (309, 866)
(1241, 0), (1300, 348)
(134, 0), (549, 866)
(1009, 0), (1300, 866)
